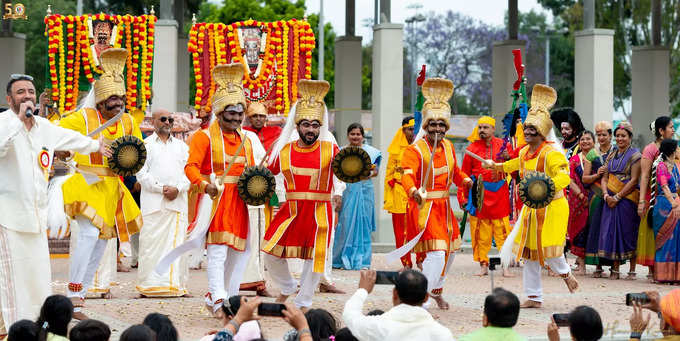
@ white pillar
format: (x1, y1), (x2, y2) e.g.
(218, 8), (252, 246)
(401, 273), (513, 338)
(176, 37), (190, 112)
(372, 23), (403, 246)
(491, 40), (525, 126)
(152, 20), (178, 112)
(333, 36), (362, 146)
(574, 29), (614, 131)
(0, 33), (25, 97)
(631, 46), (670, 145)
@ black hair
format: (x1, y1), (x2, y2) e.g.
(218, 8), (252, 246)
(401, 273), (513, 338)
(221, 295), (242, 317)
(483, 287), (520, 328)
(580, 130), (595, 142)
(568, 306), (603, 341)
(120, 324), (156, 341)
(653, 116), (673, 139)
(334, 327), (358, 341)
(614, 125), (633, 138)
(660, 139), (678, 160)
(8, 319), (38, 341)
(402, 115), (414, 126)
(69, 319), (111, 341)
(367, 309), (384, 316)
(304, 308), (337, 340)
(36, 295), (73, 341)
(6, 75), (34, 95)
(142, 313), (177, 341)
(551, 108), (585, 138)
(395, 269), (428, 306)
(347, 122), (364, 136)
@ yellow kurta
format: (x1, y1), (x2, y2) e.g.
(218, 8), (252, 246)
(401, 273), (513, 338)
(502, 144), (570, 263)
(383, 150), (409, 214)
(59, 108), (142, 240)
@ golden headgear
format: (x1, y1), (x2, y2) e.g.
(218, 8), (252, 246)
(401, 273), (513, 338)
(212, 63), (246, 114)
(294, 79), (329, 124)
(594, 120), (613, 132)
(94, 48), (128, 104)
(523, 84), (557, 137)
(246, 102), (267, 117)
(421, 78), (454, 129)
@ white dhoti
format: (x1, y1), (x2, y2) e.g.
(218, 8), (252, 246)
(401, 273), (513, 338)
(240, 207), (266, 290)
(136, 210), (188, 297)
(422, 251), (455, 309)
(265, 254), (321, 308)
(0, 225), (52, 335)
(67, 216), (110, 299)
(523, 257), (570, 303)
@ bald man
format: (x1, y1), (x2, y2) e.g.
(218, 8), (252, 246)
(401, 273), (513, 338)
(135, 109), (191, 297)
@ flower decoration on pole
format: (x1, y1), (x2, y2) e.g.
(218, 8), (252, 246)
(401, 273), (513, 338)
(188, 19), (315, 115)
(44, 12), (157, 112)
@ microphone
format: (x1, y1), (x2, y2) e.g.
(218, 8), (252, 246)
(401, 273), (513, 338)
(25, 105), (38, 118)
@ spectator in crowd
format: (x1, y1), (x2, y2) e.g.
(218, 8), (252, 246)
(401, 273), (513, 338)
(629, 289), (680, 340)
(460, 287), (524, 340)
(342, 269), (453, 341)
(335, 327), (359, 341)
(199, 295), (262, 341)
(547, 305), (602, 341)
(69, 319), (111, 341)
(7, 320), (38, 341)
(284, 309), (338, 341)
(143, 313), (178, 341)
(120, 324), (156, 341)
(36, 295), (73, 341)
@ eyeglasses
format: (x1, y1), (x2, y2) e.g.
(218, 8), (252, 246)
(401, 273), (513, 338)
(159, 116), (174, 124)
(10, 74), (33, 81)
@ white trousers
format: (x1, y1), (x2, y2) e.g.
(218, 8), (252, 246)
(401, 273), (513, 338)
(206, 244), (250, 310)
(523, 257), (571, 303)
(265, 254), (321, 308)
(130, 232), (139, 265)
(68, 216), (108, 298)
(242, 207), (266, 284)
(422, 251), (455, 293)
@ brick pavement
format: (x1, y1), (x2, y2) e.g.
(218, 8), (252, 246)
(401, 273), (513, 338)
(50, 251), (676, 340)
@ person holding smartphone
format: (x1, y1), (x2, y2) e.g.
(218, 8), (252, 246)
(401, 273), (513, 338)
(546, 306), (602, 341)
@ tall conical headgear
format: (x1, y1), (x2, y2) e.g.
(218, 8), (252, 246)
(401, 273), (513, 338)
(212, 63), (247, 114)
(294, 79), (330, 124)
(94, 48), (128, 104)
(421, 78), (454, 129)
(524, 84), (557, 137)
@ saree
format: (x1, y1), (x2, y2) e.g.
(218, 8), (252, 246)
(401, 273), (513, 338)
(584, 147), (614, 265)
(332, 144), (381, 270)
(567, 152), (590, 258)
(638, 143), (660, 267)
(652, 162), (680, 283)
(598, 147), (641, 261)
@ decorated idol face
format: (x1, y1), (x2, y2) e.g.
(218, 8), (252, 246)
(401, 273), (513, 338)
(242, 28), (261, 67)
(94, 21), (113, 47)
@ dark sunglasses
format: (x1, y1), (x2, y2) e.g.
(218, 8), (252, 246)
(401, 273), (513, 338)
(159, 116), (174, 124)
(10, 74), (34, 81)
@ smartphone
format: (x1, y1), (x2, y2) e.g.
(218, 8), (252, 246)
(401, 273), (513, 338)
(375, 271), (399, 285)
(258, 303), (286, 317)
(552, 313), (570, 327)
(489, 256), (501, 270)
(626, 293), (650, 306)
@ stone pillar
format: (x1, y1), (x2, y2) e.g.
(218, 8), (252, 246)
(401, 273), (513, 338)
(333, 36), (362, 146)
(0, 33), (25, 99)
(372, 23), (403, 247)
(152, 20), (178, 112)
(491, 40), (525, 125)
(176, 36), (190, 112)
(574, 29), (614, 130)
(631, 46), (670, 145)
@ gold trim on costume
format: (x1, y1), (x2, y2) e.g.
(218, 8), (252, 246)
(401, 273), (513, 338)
(513, 243), (565, 261)
(206, 230), (247, 251)
(76, 164), (116, 177)
(426, 190), (449, 199)
(285, 192), (332, 201)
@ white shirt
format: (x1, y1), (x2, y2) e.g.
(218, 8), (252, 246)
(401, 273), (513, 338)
(136, 133), (191, 215)
(0, 109), (99, 233)
(343, 289), (455, 341)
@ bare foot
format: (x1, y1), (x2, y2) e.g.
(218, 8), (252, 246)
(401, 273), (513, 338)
(101, 291), (113, 299)
(502, 268), (516, 277)
(319, 283), (346, 294)
(563, 273), (579, 293)
(592, 269), (604, 278)
(432, 295), (450, 310)
(275, 294), (289, 303)
(416, 262), (423, 271)
(625, 272), (637, 280)
(475, 264), (489, 276)
(181, 293), (194, 298)
(256, 288), (274, 297)
(117, 262), (131, 272)
(130, 262), (138, 269)
(520, 300), (542, 309)
(72, 311), (89, 320)
(547, 268), (560, 277)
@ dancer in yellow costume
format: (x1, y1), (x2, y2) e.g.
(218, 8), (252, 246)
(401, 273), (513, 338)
(483, 84), (578, 308)
(59, 48), (142, 319)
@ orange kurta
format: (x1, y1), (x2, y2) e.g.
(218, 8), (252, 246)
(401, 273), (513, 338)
(262, 140), (339, 273)
(184, 122), (254, 250)
(401, 138), (467, 253)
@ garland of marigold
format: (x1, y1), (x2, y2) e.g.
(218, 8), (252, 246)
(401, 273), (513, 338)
(144, 15), (156, 104)
(139, 17), (147, 109)
(125, 17), (134, 110)
(79, 14), (95, 84)
(281, 21), (289, 114)
(65, 16), (76, 110)
(45, 16), (59, 101)
(206, 25), (216, 113)
(72, 16), (82, 108)
(192, 24), (205, 110)
(130, 18), (140, 109)
(291, 20), (300, 103)
(57, 16), (66, 113)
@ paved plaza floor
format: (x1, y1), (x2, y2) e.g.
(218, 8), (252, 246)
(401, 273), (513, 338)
(50, 251), (677, 340)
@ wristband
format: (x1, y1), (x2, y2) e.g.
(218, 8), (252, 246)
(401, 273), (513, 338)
(228, 319), (240, 332)
(298, 328), (311, 337)
(630, 332), (642, 339)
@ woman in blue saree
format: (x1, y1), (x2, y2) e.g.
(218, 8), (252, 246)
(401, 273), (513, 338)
(333, 123), (381, 270)
(651, 139), (680, 283)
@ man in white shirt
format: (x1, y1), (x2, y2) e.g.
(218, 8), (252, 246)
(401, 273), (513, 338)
(0, 74), (107, 337)
(135, 109), (191, 297)
(342, 269), (454, 341)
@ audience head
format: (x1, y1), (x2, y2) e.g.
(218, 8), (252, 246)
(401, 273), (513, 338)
(660, 139), (678, 161)
(7, 319), (38, 341)
(393, 269), (428, 306)
(483, 288), (520, 328)
(653, 116), (674, 140)
(304, 308), (338, 341)
(36, 294), (73, 341)
(221, 295), (243, 319)
(334, 327), (359, 341)
(120, 324), (156, 341)
(568, 306), (603, 341)
(367, 309), (384, 316)
(69, 319), (111, 341)
(142, 313), (177, 341)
